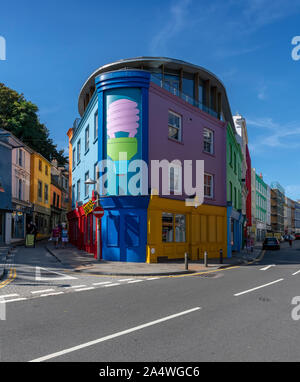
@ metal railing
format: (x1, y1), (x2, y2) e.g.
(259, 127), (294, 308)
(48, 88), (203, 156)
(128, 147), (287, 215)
(151, 74), (220, 119)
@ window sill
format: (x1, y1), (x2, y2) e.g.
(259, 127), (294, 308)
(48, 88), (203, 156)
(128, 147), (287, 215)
(168, 137), (184, 145)
(203, 150), (215, 158)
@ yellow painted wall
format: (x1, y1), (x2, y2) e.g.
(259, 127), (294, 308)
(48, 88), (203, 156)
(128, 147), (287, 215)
(30, 153), (51, 210)
(146, 196), (227, 263)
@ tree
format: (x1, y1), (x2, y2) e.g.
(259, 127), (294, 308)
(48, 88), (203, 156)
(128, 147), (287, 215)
(0, 83), (67, 166)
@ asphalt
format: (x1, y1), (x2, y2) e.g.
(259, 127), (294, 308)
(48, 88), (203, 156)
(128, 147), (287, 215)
(0, 246), (9, 280)
(1, 241), (300, 362)
(45, 243), (262, 276)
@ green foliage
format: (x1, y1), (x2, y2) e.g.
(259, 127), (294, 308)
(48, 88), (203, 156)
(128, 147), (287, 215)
(0, 83), (67, 166)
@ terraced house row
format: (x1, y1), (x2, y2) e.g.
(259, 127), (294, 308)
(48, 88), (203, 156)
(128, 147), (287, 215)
(0, 130), (69, 245)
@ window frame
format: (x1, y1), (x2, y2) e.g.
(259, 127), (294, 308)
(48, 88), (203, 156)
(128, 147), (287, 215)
(204, 173), (214, 199)
(85, 125), (90, 153)
(203, 128), (214, 154)
(168, 110), (182, 142)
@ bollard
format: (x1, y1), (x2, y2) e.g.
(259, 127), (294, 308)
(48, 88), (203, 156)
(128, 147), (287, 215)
(220, 249), (223, 264)
(204, 251), (208, 267)
(184, 252), (189, 270)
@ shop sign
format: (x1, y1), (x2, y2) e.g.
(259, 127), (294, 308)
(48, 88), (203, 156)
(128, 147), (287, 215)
(83, 200), (95, 216)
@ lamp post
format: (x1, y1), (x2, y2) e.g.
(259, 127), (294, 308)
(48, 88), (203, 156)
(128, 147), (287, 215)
(84, 177), (101, 261)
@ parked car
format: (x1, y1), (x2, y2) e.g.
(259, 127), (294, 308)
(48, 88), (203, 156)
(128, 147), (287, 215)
(295, 234), (300, 240)
(263, 237), (280, 250)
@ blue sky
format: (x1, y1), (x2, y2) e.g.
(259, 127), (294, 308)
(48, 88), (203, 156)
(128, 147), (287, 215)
(1, 0), (300, 199)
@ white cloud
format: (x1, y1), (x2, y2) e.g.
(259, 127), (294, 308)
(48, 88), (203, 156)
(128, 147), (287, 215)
(150, 0), (192, 55)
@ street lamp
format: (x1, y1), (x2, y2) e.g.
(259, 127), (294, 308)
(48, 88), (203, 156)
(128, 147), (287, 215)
(84, 176), (101, 261)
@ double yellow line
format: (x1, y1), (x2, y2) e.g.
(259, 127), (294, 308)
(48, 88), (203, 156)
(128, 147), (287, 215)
(0, 267), (17, 289)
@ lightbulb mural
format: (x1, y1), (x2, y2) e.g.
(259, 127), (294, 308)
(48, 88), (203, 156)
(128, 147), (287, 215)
(107, 98), (140, 175)
(105, 87), (143, 195)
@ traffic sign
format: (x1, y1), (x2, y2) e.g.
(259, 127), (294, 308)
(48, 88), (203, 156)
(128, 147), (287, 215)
(93, 206), (104, 219)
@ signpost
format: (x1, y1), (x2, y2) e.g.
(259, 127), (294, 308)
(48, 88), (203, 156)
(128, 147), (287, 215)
(93, 206), (104, 261)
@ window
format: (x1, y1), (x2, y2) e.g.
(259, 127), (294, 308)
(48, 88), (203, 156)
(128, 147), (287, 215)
(168, 111), (182, 142)
(229, 181), (233, 202)
(85, 125), (89, 152)
(85, 171), (89, 198)
(38, 181), (43, 200)
(18, 179), (22, 200)
(175, 214), (186, 242)
(94, 110), (98, 140)
(39, 160), (42, 171)
(204, 173), (214, 198)
(53, 192), (56, 206)
(203, 128), (214, 154)
(77, 179), (81, 202)
(57, 194), (60, 208)
(169, 163), (182, 193)
(18, 149), (23, 167)
(72, 184), (75, 205)
(44, 184), (49, 203)
(162, 213), (186, 243)
(229, 144), (232, 166)
(234, 152), (237, 174)
(77, 140), (81, 163)
(162, 213), (174, 242)
(72, 148), (76, 169)
(234, 187), (237, 208)
(45, 165), (48, 176)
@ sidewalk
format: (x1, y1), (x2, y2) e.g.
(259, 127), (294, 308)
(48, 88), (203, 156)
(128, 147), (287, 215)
(46, 244), (263, 276)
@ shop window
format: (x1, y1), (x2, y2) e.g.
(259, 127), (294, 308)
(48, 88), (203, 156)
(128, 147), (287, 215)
(203, 128), (214, 154)
(168, 111), (182, 142)
(162, 212), (186, 243)
(169, 163), (182, 194)
(175, 214), (186, 242)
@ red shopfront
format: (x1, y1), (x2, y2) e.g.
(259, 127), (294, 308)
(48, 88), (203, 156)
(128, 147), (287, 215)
(67, 198), (101, 259)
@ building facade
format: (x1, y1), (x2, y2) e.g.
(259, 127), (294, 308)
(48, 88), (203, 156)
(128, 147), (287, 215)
(11, 137), (33, 241)
(68, 57), (233, 262)
(295, 201), (300, 234)
(50, 160), (69, 230)
(271, 182), (285, 234)
(226, 122), (243, 256)
(255, 173), (267, 242)
(30, 152), (51, 237)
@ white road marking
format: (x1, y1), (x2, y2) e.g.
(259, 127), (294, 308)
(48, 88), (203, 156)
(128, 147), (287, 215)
(260, 265), (276, 271)
(103, 283), (121, 287)
(40, 292), (65, 297)
(292, 270), (300, 276)
(92, 282), (113, 286)
(234, 279), (284, 297)
(29, 307), (201, 362)
(0, 294), (19, 299)
(35, 267), (77, 281)
(117, 279), (135, 282)
(31, 289), (55, 294)
(68, 285), (87, 289)
(74, 287), (95, 292)
(146, 277), (160, 280)
(127, 280), (143, 284)
(0, 298), (27, 303)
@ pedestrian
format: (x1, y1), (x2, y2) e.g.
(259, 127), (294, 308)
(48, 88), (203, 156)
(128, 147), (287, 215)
(51, 225), (60, 249)
(289, 235), (293, 247)
(61, 223), (68, 249)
